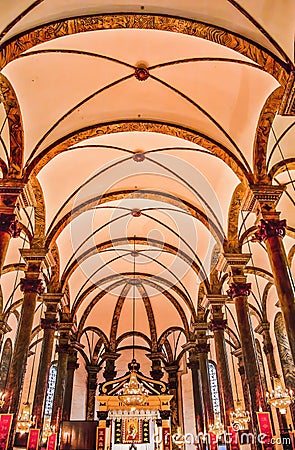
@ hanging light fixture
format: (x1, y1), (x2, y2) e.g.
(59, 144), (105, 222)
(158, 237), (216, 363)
(117, 237), (149, 409)
(230, 400), (250, 430)
(16, 402), (35, 434)
(209, 414), (224, 437)
(118, 367), (149, 408)
(227, 317), (251, 432)
(266, 377), (294, 414)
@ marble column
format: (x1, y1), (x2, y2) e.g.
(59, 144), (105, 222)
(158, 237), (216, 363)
(86, 365), (100, 420)
(187, 349), (204, 434)
(207, 297), (234, 426)
(51, 321), (72, 430)
(195, 342), (214, 429)
(148, 353), (164, 381)
(255, 322), (278, 379)
(255, 217), (295, 363)
(4, 249), (46, 416)
(227, 283), (266, 421)
(233, 348), (251, 417)
(165, 364), (179, 436)
(32, 294), (61, 428)
(102, 353), (118, 392)
(63, 349), (79, 421)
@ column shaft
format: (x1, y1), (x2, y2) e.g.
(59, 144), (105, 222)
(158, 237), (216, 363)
(197, 348), (214, 428)
(257, 219), (295, 362)
(5, 279), (44, 414)
(63, 351), (79, 421)
(51, 345), (69, 430)
(32, 318), (57, 428)
(166, 365), (179, 436)
(212, 325), (234, 425)
(86, 367), (99, 421)
(188, 357), (204, 434)
(228, 284), (266, 423)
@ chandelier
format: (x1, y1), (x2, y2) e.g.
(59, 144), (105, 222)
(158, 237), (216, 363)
(209, 415), (224, 437)
(16, 402), (35, 434)
(266, 377), (294, 414)
(117, 237), (149, 410)
(118, 368), (149, 408)
(230, 401), (250, 430)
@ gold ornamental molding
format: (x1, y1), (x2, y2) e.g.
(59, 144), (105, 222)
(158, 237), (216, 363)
(0, 14), (289, 85)
(241, 184), (286, 213)
(26, 120), (248, 183)
(0, 73), (24, 177)
(278, 71), (295, 116)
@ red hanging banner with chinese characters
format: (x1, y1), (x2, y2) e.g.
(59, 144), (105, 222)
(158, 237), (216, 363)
(208, 432), (218, 450)
(46, 433), (57, 450)
(96, 427), (105, 450)
(27, 429), (40, 450)
(228, 426), (240, 450)
(162, 427), (171, 450)
(256, 412), (274, 450)
(0, 414), (13, 450)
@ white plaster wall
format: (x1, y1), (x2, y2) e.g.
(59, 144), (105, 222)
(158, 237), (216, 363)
(71, 357), (87, 420)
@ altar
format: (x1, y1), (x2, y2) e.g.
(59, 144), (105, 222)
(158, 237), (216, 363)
(96, 360), (173, 450)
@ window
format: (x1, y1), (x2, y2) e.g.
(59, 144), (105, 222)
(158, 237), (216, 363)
(208, 361), (220, 415)
(44, 363), (57, 418)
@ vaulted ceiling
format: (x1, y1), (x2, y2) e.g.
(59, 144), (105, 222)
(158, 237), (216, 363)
(0, 1), (294, 371)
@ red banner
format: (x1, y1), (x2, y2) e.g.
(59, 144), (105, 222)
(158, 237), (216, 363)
(27, 429), (40, 450)
(46, 433), (57, 450)
(0, 414), (13, 450)
(162, 427), (171, 450)
(96, 427), (105, 450)
(209, 432), (218, 450)
(256, 412), (274, 450)
(228, 426), (240, 450)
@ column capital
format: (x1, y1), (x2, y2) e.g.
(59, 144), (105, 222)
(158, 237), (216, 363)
(209, 318), (227, 331)
(187, 347), (199, 369)
(232, 347), (243, 359)
(0, 213), (20, 237)
(20, 277), (45, 295)
(0, 320), (12, 334)
(165, 364), (179, 375)
(227, 282), (251, 299)
(67, 360), (79, 370)
(217, 253), (250, 285)
(255, 322), (270, 335)
(241, 184), (285, 213)
(195, 342), (210, 354)
(159, 410), (170, 420)
(56, 343), (70, 354)
(146, 352), (165, 362)
(41, 317), (58, 330)
(101, 351), (120, 362)
(201, 294), (227, 310)
(0, 180), (25, 214)
(20, 248), (50, 272)
(254, 218), (286, 242)
(86, 365), (101, 374)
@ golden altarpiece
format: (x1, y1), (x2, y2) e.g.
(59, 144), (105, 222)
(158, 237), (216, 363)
(96, 360), (173, 450)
